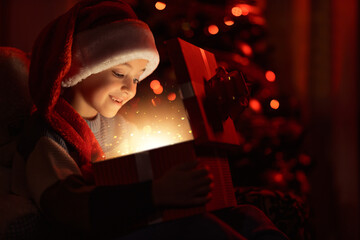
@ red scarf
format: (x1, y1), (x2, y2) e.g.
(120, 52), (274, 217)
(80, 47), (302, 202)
(45, 97), (104, 183)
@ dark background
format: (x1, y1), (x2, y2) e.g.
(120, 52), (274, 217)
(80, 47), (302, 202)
(0, 0), (358, 239)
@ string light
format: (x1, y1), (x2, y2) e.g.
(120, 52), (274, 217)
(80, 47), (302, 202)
(237, 42), (253, 56)
(224, 17), (234, 26)
(249, 99), (262, 112)
(265, 71), (276, 82)
(270, 99), (280, 110)
(155, 2), (166, 10)
(153, 85), (164, 95)
(231, 6), (242, 17)
(150, 80), (161, 90)
(208, 25), (219, 35)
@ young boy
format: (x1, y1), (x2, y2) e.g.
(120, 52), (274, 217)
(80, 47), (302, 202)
(13, 0), (288, 239)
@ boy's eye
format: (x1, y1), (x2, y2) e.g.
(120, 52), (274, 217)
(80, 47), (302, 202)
(112, 71), (125, 78)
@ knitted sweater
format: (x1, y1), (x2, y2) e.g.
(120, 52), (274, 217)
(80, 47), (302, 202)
(12, 113), (156, 238)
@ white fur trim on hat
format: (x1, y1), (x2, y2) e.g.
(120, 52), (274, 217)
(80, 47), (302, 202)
(62, 20), (160, 87)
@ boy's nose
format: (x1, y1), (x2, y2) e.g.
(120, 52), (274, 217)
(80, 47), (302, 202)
(121, 76), (137, 94)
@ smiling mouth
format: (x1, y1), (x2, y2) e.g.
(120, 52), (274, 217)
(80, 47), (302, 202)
(110, 95), (123, 105)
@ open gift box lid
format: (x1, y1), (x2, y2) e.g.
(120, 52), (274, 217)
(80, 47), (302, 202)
(165, 37), (241, 146)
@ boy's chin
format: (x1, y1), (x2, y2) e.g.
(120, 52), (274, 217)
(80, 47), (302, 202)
(100, 111), (119, 119)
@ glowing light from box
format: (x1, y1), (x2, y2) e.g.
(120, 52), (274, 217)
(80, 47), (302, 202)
(101, 87), (194, 159)
(208, 25), (219, 35)
(265, 71), (276, 82)
(270, 99), (280, 110)
(231, 6), (242, 17)
(155, 2), (166, 10)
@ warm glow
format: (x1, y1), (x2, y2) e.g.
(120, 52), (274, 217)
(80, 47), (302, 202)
(265, 71), (276, 82)
(103, 100), (194, 159)
(231, 6), (243, 17)
(151, 97), (161, 106)
(153, 85), (164, 95)
(155, 2), (166, 10)
(270, 99), (280, 110)
(150, 80), (161, 90)
(208, 25), (219, 35)
(249, 99), (262, 112)
(167, 92), (176, 101)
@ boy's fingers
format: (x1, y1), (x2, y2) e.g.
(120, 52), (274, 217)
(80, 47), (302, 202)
(191, 193), (213, 206)
(193, 185), (212, 197)
(190, 168), (209, 178)
(175, 160), (198, 171)
(191, 175), (213, 189)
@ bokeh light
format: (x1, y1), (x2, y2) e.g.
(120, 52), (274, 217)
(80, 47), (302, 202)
(241, 6), (250, 16)
(249, 99), (262, 112)
(153, 85), (164, 95)
(208, 25), (219, 35)
(224, 17), (234, 26)
(231, 6), (242, 17)
(150, 80), (161, 90)
(265, 70), (276, 82)
(270, 99), (280, 110)
(167, 92), (176, 101)
(237, 42), (253, 56)
(155, 2), (166, 10)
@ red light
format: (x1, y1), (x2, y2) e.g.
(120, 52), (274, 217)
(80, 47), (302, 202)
(153, 85), (163, 95)
(265, 71), (276, 82)
(167, 92), (176, 101)
(274, 173), (284, 183)
(150, 80), (161, 90)
(241, 6), (249, 16)
(155, 2), (166, 10)
(237, 42), (253, 56)
(270, 99), (280, 110)
(249, 99), (261, 112)
(231, 6), (242, 17)
(208, 25), (219, 35)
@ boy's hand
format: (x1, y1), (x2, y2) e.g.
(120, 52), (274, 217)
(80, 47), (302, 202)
(152, 161), (214, 208)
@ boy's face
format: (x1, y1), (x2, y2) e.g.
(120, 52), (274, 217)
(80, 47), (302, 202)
(68, 59), (148, 119)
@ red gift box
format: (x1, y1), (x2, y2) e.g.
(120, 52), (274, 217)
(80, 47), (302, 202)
(93, 38), (240, 222)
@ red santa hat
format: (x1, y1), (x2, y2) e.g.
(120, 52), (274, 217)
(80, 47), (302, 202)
(29, 0), (159, 182)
